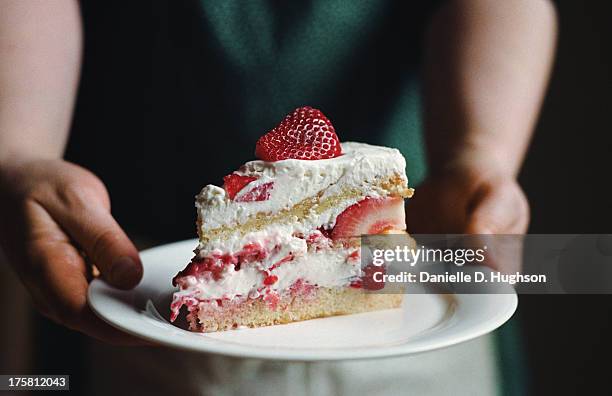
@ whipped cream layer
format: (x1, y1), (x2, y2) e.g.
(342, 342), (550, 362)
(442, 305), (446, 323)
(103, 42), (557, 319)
(196, 142), (408, 254)
(174, 244), (359, 301)
(170, 229), (362, 320)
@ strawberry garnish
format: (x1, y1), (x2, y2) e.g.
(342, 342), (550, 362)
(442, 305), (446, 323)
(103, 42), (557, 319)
(331, 197), (406, 239)
(255, 106), (342, 161)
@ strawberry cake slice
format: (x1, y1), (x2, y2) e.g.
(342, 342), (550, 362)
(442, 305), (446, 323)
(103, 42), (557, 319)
(170, 106), (414, 332)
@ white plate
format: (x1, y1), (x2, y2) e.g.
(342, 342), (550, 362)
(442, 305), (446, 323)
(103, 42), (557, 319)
(88, 239), (517, 361)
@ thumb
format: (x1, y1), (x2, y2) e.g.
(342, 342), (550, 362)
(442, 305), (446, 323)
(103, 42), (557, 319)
(465, 181), (529, 234)
(74, 206), (143, 289)
(44, 184), (143, 289)
(464, 181), (528, 273)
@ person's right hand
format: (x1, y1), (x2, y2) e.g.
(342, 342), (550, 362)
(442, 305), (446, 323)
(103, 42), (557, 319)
(0, 158), (145, 344)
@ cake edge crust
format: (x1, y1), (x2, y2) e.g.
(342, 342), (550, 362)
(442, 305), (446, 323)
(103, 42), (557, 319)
(187, 287), (403, 332)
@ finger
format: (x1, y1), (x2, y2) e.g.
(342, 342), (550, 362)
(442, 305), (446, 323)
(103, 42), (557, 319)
(406, 177), (472, 234)
(465, 182), (529, 234)
(464, 182), (528, 272)
(41, 182), (143, 289)
(23, 200), (148, 345)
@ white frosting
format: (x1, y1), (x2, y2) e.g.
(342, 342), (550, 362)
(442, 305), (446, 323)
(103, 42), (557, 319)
(196, 142), (407, 253)
(272, 249), (359, 291)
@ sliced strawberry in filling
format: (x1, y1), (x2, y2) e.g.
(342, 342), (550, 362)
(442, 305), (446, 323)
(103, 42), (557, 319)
(331, 196), (406, 239)
(263, 275), (278, 286)
(223, 174), (257, 200)
(360, 263), (386, 291)
(235, 181), (274, 202)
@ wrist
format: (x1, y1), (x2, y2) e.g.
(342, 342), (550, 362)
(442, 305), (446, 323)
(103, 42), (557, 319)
(0, 139), (64, 170)
(0, 152), (62, 172)
(428, 142), (520, 181)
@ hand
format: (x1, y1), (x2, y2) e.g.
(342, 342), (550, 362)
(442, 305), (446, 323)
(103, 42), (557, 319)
(0, 159), (145, 344)
(406, 161), (529, 271)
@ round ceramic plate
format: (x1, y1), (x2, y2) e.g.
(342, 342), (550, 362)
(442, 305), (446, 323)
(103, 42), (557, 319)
(88, 239), (517, 361)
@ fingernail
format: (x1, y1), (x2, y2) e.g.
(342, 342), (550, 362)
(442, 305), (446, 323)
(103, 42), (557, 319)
(110, 256), (142, 289)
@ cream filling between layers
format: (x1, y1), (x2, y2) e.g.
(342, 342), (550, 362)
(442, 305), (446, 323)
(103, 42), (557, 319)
(175, 243), (359, 300)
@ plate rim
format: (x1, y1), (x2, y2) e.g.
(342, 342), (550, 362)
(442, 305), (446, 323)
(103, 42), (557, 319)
(88, 239), (518, 361)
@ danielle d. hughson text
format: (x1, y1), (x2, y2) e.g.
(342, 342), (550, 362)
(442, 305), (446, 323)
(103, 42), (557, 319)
(371, 270), (547, 286)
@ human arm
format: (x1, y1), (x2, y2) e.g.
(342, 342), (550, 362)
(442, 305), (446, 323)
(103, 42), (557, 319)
(408, 0), (558, 235)
(0, 0), (143, 344)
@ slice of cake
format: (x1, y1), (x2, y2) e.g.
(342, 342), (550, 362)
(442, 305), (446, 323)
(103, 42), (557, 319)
(170, 106), (414, 332)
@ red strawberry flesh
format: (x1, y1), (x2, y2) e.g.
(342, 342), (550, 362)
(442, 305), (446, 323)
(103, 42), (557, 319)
(223, 174), (257, 200)
(331, 197), (406, 239)
(235, 181), (274, 202)
(263, 275), (278, 286)
(255, 106), (342, 161)
(361, 263), (386, 291)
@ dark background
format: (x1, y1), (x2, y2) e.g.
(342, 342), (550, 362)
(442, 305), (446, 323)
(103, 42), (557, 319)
(519, 1), (612, 394)
(12, 1), (612, 395)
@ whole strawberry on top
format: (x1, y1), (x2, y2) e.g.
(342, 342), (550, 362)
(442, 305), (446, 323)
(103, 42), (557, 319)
(255, 106), (343, 161)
